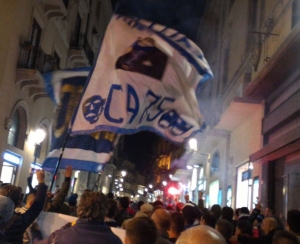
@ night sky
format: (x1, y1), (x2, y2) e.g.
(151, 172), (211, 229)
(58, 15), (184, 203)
(123, 132), (161, 173)
(112, 0), (207, 171)
(114, 0), (206, 42)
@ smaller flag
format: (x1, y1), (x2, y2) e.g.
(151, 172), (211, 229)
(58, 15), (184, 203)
(42, 68), (117, 173)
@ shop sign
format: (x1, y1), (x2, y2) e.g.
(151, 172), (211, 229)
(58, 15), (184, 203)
(242, 169), (252, 181)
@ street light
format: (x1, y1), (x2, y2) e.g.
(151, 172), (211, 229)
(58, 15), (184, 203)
(121, 171), (127, 177)
(162, 181), (167, 186)
(149, 184), (153, 189)
(186, 165), (193, 170)
(189, 138), (198, 151)
(72, 171), (80, 194)
(31, 128), (46, 169)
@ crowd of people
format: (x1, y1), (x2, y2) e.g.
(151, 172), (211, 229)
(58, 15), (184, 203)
(0, 166), (299, 244)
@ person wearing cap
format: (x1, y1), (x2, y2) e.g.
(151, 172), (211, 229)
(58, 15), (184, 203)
(0, 195), (16, 244)
(122, 203), (154, 229)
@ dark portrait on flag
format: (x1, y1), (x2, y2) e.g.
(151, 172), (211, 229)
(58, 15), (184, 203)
(82, 95), (106, 124)
(115, 37), (168, 80)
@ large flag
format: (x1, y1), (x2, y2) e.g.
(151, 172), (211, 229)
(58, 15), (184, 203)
(42, 68), (117, 173)
(70, 14), (213, 144)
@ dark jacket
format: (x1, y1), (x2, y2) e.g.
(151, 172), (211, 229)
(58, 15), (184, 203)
(0, 232), (10, 244)
(5, 183), (47, 244)
(46, 177), (71, 215)
(238, 229), (278, 244)
(114, 209), (131, 227)
(32, 219), (122, 244)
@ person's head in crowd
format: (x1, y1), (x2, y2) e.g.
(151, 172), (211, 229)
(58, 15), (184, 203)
(221, 206), (234, 222)
(168, 212), (184, 241)
(287, 209), (300, 236)
(166, 204), (174, 211)
(77, 191), (109, 222)
(153, 205), (164, 213)
(137, 201), (145, 211)
(211, 204), (222, 220)
(235, 219), (253, 236)
(0, 184), (22, 208)
(106, 192), (114, 199)
(261, 217), (278, 235)
(272, 230), (299, 244)
(140, 203), (153, 218)
(125, 217), (158, 244)
(176, 225), (226, 244)
(182, 204), (198, 226)
(264, 206), (275, 217)
(233, 208), (240, 221)
(215, 219), (233, 243)
(118, 197), (130, 210)
(239, 207), (250, 221)
(240, 207), (250, 215)
(201, 211), (217, 228)
(153, 200), (164, 208)
(176, 202), (185, 212)
(151, 208), (171, 231)
(107, 199), (118, 219)
(0, 195), (15, 231)
(68, 193), (78, 207)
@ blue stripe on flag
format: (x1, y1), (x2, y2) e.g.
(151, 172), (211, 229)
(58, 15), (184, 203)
(43, 68), (115, 172)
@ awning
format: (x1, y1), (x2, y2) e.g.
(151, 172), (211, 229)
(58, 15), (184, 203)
(250, 136), (300, 164)
(215, 97), (261, 132)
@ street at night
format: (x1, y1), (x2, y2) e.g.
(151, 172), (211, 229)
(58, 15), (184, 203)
(0, 0), (300, 243)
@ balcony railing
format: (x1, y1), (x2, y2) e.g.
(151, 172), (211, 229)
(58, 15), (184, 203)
(18, 42), (58, 73)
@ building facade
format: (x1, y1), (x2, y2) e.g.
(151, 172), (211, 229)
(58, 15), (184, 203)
(185, 0), (300, 221)
(0, 0), (112, 191)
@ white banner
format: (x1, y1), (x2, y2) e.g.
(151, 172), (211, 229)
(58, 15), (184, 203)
(37, 212), (126, 243)
(71, 14), (213, 144)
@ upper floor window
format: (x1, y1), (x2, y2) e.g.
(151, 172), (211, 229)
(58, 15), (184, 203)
(210, 151), (220, 175)
(292, 0), (300, 28)
(70, 14), (82, 47)
(63, 0), (69, 9)
(7, 107), (27, 150)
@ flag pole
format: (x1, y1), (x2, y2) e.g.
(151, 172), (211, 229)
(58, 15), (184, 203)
(49, 133), (70, 191)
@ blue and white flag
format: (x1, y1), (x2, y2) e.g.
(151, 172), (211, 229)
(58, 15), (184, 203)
(70, 14), (213, 144)
(42, 68), (117, 173)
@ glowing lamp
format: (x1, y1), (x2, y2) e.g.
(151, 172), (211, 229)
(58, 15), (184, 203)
(168, 187), (180, 195)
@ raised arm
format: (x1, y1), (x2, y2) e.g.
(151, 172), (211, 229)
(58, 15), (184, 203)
(47, 166), (72, 212)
